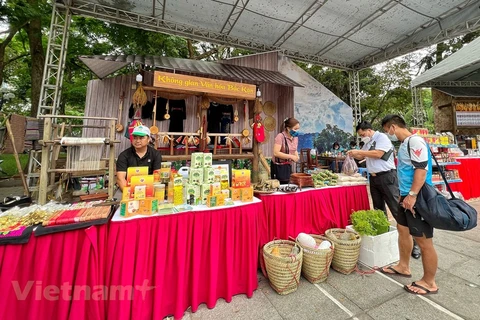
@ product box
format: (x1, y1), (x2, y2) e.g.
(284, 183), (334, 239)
(220, 189), (230, 198)
(127, 167), (149, 185)
(120, 200), (139, 217)
(210, 182), (221, 196)
(191, 152), (204, 168)
(232, 169), (251, 188)
(130, 175), (154, 198)
(201, 184), (212, 204)
(204, 167), (215, 184)
(216, 193), (226, 206)
(206, 195), (217, 207)
(137, 198), (158, 215)
(203, 153), (213, 167)
(189, 168), (203, 185)
(229, 187), (241, 201)
(346, 225), (399, 268)
(185, 184), (201, 205)
(240, 186), (253, 202)
(133, 185), (146, 200)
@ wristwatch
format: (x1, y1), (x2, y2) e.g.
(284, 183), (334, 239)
(408, 191), (418, 197)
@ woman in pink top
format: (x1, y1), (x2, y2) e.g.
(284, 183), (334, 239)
(271, 117), (300, 183)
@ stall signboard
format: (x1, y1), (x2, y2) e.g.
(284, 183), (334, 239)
(455, 102), (480, 127)
(153, 71), (256, 100)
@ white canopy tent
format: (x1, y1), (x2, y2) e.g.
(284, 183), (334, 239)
(39, 0), (480, 121)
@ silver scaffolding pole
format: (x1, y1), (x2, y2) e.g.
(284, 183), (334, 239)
(411, 86), (424, 126)
(349, 70), (361, 128)
(37, 2), (72, 118)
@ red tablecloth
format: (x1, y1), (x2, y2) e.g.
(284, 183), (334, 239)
(103, 202), (261, 320)
(0, 225), (108, 320)
(448, 158), (480, 200)
(256, 185), (370, 247)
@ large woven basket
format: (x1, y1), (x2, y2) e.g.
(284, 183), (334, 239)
(296, 235), (335, 283)
(263, 240), (303, 295)
(325, 228), (361, 275)
(289, 173), (314, 190)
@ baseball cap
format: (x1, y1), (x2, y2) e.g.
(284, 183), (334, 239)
(132, 125), (150, 137)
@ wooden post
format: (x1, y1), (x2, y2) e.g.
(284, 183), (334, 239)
(38, 117), (52, 204)
(108, 119), (116, 200)
(5, 119), (30, 197)
(49, 123), (65, 186)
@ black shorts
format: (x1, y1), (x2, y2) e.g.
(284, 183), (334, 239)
(393, 196), (434, 238)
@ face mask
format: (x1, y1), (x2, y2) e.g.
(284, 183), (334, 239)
(387, 127), (398, 142)
(290, 129), (299, 137)
(361, 136), (370, 144)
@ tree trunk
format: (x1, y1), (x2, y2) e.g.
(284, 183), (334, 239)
(24, 16), (45, 117)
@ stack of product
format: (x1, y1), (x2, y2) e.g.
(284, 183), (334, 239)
(230, 169), (254, 203)
(120, 166), (159, 217)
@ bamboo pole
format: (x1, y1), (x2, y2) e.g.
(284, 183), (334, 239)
(38, 118), (52, 204)
(5, 119), (29, 197)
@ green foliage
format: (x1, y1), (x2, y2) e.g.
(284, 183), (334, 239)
(0, 153), (29, 176)
(351, 209), (390, 236)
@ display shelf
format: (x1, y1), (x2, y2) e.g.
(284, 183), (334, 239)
(433, 161), (461, 166)
(432, 179), (462, 185)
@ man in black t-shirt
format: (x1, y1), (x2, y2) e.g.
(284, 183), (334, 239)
(116, 125), (162, 191)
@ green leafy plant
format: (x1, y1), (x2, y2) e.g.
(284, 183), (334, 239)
(351, 210), (390, 236)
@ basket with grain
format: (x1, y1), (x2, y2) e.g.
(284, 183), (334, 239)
(296, 234), (335, 283)
(289, 173), (314, 190)
(263, 240), (303, 295)
(325, 228), (361, 275)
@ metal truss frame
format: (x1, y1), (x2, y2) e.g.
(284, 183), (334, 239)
(411, 87), (424, 127)
(274, 0), (327, 47)
(221, 0), (249, 35)
(61, 0), (351, 70)
(356, 2), (480, 69)
(418, 81), (480, 87)
(38, 3), (72, 117)
(349, 71), (361, 127)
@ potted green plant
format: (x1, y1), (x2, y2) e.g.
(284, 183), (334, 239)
(350, 209), (390, 236)
(347, 209), (399, 267)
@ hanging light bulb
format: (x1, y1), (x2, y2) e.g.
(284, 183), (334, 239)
(136, 73), (143, 82)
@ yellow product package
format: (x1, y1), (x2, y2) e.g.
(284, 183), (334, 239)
(240, 186), (254, 202)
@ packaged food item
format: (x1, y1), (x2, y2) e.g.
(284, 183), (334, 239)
(203, 153), (213, 167)
(137, 198), (158, 215)
(201, 184), (211, 204)
(206, 195), (217, 207)
(130, 175), (154, 198)
(232, 169), (251, 188)
(174, 185), (184, 205)
(210, 182), (221, 196)
(153, 169), (161, 182)
(216, 193), (226, 206)
(220, 170), (229, 189)
(189, 168), (203, 185)
(204, 167), (215, 184)
(122, 187), (131, 201)
(220, 189), (230, 198)
(229, 187), (241, 201)
(186, 184), (201, 205)
(167, 181), (174, 203)
(191, 152), (204, 168)
(120, 200), (139, 217)
(127, 166), (149, 185)
(240, 186), (253, 202)
(134, 185), (146, 200)
(154, 183), (165, 202)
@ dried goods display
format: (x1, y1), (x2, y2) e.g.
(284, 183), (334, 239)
(311, 171), (338, 187)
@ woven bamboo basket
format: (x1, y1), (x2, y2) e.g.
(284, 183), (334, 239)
(289, 173), (314, 190)
(325, 228), (361, 275)
(296, 235), (335, 283)
(263, 240), (303, 295)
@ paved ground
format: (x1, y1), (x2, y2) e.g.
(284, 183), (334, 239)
(2, 180), (479, 320)
(176, 200), (480, 320)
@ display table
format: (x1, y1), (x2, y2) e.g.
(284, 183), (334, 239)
(103, 199), (262, 320)
(256, 185), (370, 248)
(449, 157), (480, 200)
(0, 225), (108, 320)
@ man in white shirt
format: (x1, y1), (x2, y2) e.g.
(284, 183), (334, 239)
(348, 121), (421, 259)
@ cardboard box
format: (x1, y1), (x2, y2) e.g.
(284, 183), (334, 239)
(232, 169), (251, 188)
(130, 175), (154, 198)
(203, 153), (213, 167)
(204, 167), (215, 184)
(201, 184), (212, 204)
(229, 187), (241, 201)
(206, 195), (217, 207)
(346, 225), (399, 268)
(120, 200), (139, 217)
(127, 167), (149, 185)
(137, 198), (158, 215)
(191, 152), (204, 168)
(185, 184), (200, 205)
(240, 187), (253, 202)
(210, 182), (221, 196)
(189, 168), (203, 185)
